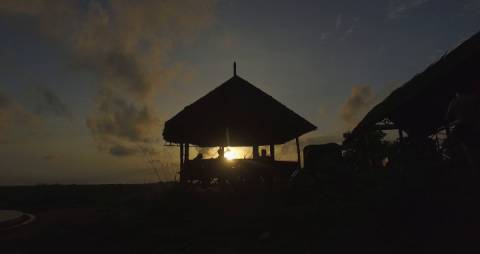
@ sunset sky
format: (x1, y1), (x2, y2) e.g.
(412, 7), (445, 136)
(1, 0), (479, 185)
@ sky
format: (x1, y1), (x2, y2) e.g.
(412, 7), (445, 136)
(1, 0), (479, 185)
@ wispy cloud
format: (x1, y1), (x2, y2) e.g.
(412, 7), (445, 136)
(341, 24), (355, 41)
(335, 13), (343, 29)
(340, 17), (359, 41)
(387, 0), (430, 19)
(461, 0), (480, 14)
(340, 85), (375, 125)
(0, 91), (40, 139)
(320, 32), (328, 41)
(35, 87), (72, 120)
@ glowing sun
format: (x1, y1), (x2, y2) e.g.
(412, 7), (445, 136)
(224, 148), (239, 160)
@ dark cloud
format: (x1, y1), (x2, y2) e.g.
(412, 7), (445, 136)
(109, 145), (138, 157)
(109, 144), (157, 157)
(86, 90), (159, 143)
(36, 87), (72, 120)
(0, 0), (216, 155)
(340, 85), (375, 125)
(43, 154), (55, 161)
(0, 91), (39, 136)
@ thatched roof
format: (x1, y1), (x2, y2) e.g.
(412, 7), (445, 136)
(349, 31), (480, 140)
(163, 74), (316, 147)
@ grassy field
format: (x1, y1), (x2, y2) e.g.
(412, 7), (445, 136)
(0, 179), (478, 254)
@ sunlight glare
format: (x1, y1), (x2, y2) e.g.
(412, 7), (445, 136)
(224, 148), (238, 161)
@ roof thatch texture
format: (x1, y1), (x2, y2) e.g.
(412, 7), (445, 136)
(350, 31), (480, 139)
(163, 75), (316, 147)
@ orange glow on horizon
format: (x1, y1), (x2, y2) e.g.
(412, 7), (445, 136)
(223, 147), (249, 160)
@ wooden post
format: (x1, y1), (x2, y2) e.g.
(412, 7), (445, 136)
(179, 143), (184, 183)
(398, 129), (404, 153)
(253, 145), (259, 159)
(364, 135), (373, 168)
(295, 137), (301, 169)
(270, 144), (275, 161)
(398, 129), (404, 142)
(185, 143), (190, 162)
(179, 143), (184, 170)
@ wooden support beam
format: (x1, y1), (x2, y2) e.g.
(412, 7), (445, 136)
(295, 137), (301, 169)
(185, 143), (190, 162)
(398, 129), (404, 153)
(179, 143), (184, 170)
(270, 144), (275, 161)
(253, 145), (259, 159)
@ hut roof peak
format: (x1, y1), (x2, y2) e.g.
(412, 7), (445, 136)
(163, 69), (316, 146)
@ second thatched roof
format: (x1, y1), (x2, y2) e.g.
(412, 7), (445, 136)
(349, 30), (480, 140)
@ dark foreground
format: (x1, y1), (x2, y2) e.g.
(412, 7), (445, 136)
(1, 177), (479, 254)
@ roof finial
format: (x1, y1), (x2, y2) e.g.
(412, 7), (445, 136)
(233, 61), (237, 76)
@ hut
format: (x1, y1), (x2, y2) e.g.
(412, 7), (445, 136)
(347, 31), (480, 143)
(163, 63), (316, 183)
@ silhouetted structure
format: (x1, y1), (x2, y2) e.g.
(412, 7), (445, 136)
(163, 63), (316, 183)
(348, 31), (480, 142)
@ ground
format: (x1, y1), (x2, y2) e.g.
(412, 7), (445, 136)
(0, 179), (478, 254)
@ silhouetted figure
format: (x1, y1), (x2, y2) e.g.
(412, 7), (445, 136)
(261, 149), (267, 159)
(217, 146), (224, 159)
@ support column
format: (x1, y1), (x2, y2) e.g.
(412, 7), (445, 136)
(295, 137), (301, 169)
(398, 129), (404, 152)
(253, 145), (259, 159)
(270, 144), (275, 161)
(364, 135), (373, 168)
(179, 143), (184, 170)
(185, 143), (190, 162)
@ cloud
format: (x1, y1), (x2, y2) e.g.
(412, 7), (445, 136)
(387, 0), (430, 19)
(335, 13), (343, 29)
(0, 91), (39, 137)
(35, 87), (72, 120)
(0, 0), (216, 156)
(109, 144), (138, 157)
(340, 17), (358, 41)
(341, 24), (355, 41)
(43, 155), (55, 161)
(462, 1), (480, 14)
(86, 90), (160, 144)
(340, 85), (375, 124)
(320, 33), (328, 41)
(195, 147), (220, 159)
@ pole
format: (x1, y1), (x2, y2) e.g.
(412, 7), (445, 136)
(270, 144), (275, 161)
(253, 145), (259, 159)
(295, 137), (301, 169)
(179, 143), (184, 170)
(185, 143), (190, 162)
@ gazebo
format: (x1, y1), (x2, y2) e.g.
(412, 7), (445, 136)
(163, 63), (316, 183)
